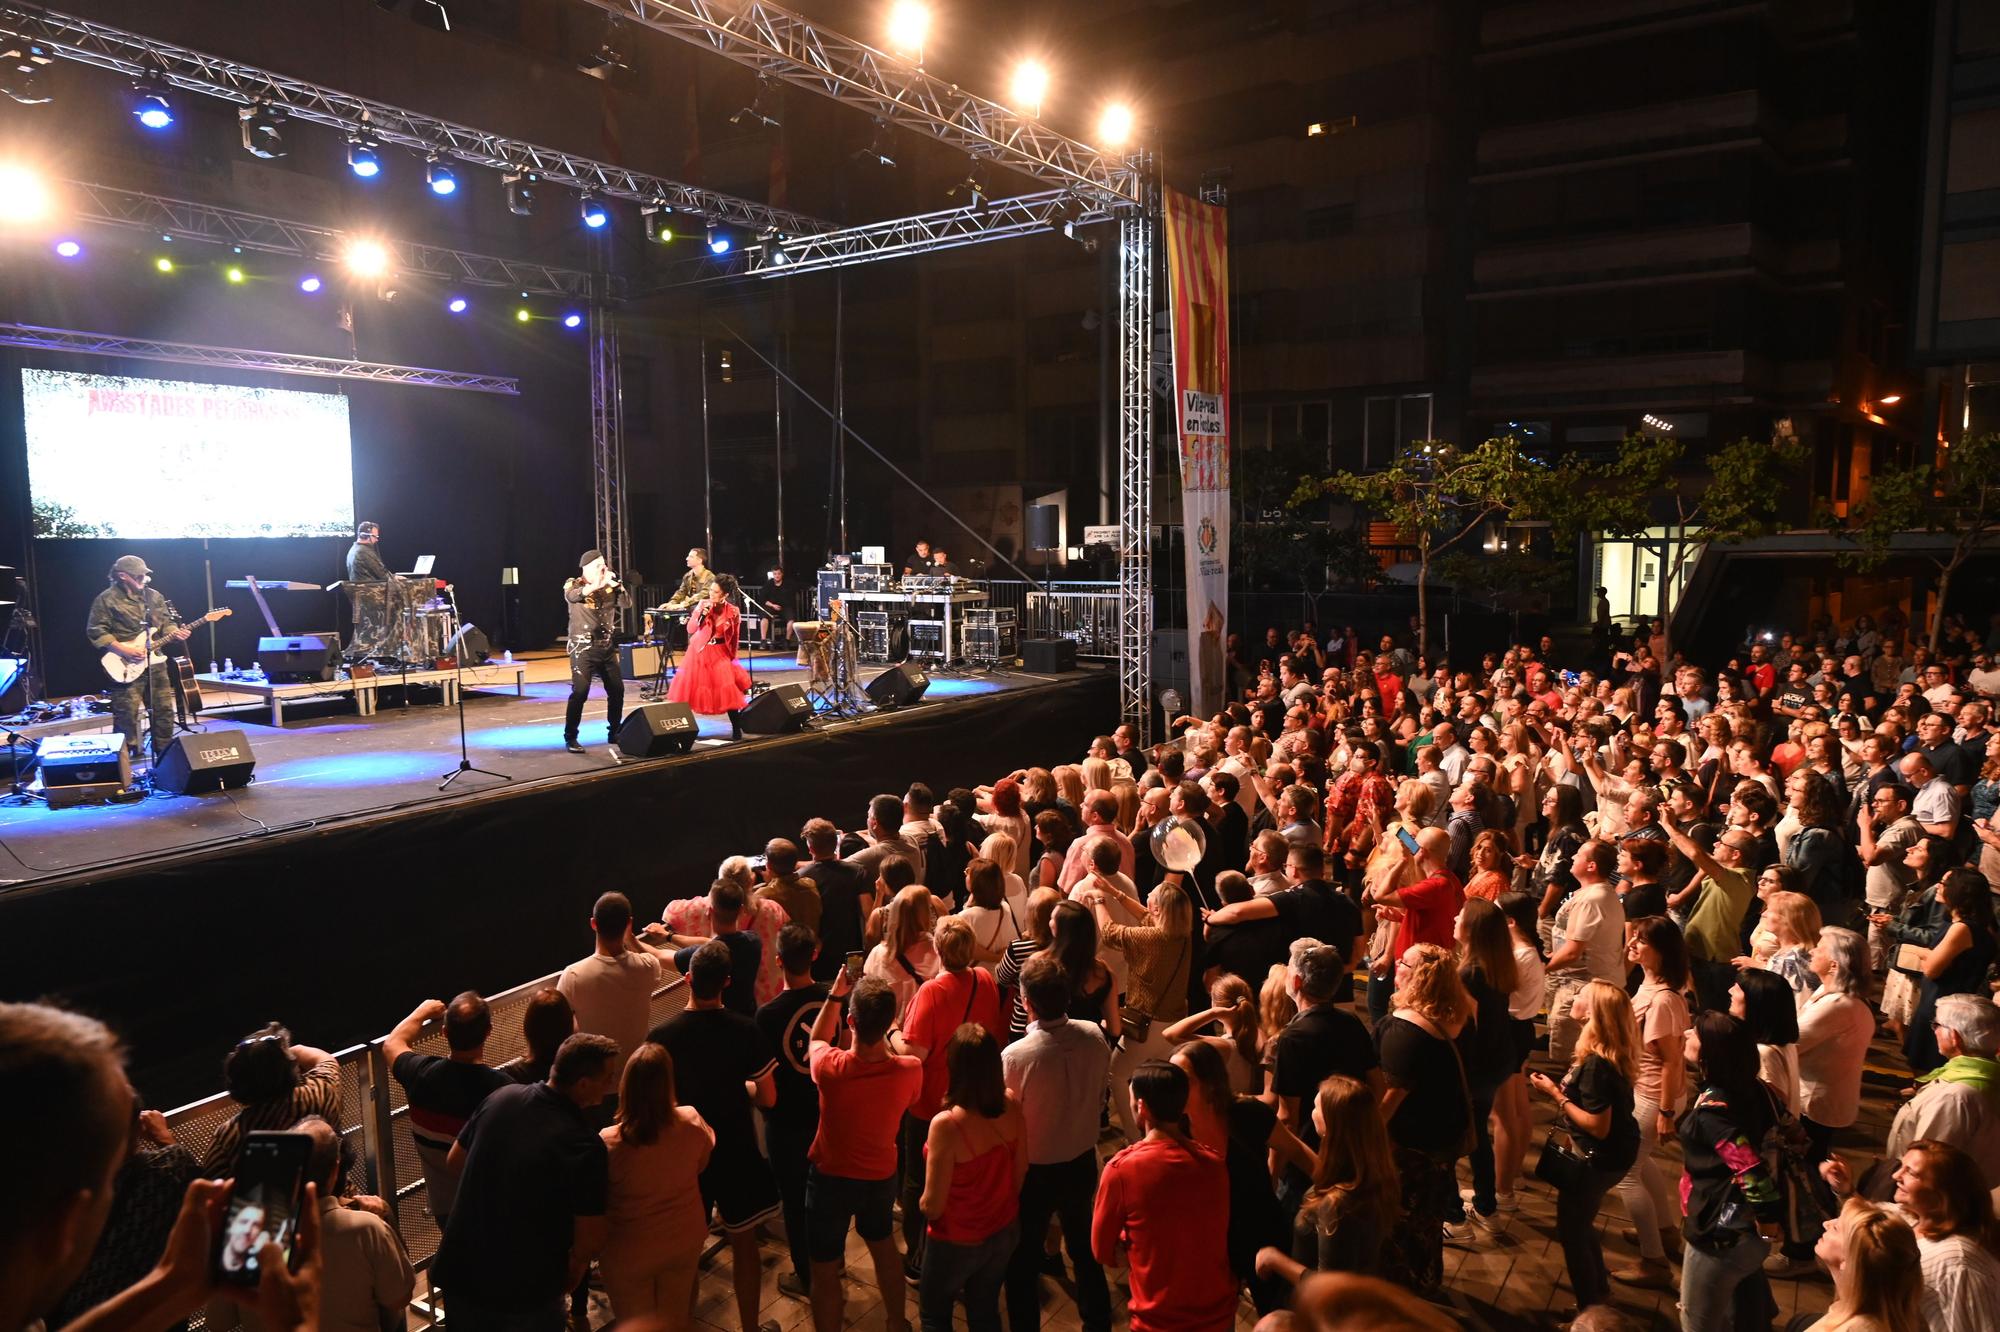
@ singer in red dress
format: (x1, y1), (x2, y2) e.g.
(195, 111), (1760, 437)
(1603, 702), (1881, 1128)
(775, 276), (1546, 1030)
(668, 575), (752, 714)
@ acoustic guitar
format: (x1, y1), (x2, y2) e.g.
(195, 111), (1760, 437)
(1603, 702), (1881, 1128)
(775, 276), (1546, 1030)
(99, 608), (232, 683)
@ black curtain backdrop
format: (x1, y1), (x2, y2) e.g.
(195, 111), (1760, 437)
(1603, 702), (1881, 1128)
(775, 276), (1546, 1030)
(0, 249), (592, 695)
(0, 671), (1113, 1107)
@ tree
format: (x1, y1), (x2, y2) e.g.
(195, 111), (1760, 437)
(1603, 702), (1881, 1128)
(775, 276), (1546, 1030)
(1824, 431), (2000, 650)
(1304, 437), (1539, 658)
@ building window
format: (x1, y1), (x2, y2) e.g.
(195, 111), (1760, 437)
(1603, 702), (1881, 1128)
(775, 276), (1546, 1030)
(1362, 392), (1433, 469)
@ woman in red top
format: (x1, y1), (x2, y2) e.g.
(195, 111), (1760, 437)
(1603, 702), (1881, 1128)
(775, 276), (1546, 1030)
(667, 576), (752, 714)
(917, 1024), (1026, 1332)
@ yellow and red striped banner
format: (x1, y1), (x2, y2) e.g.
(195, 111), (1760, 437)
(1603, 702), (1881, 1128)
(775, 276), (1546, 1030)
(1162, 187), (1231, 716)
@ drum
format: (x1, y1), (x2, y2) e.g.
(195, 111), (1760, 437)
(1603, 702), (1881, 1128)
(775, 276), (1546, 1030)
(793, 620), (826, 668)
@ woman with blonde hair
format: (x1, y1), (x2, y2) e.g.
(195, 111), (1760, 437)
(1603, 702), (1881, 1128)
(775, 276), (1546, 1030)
(973, 776), (1032, 879)
(1081, 878), (1195, 1141)
(1526, 979), (1642, 1317)
(1735, 888), (1823, 1008)
(1445, 899), (1518, 1240)
(863, 884), (939, 1019)
(1806, 1197), (1923, 1332)
(1163, 974), (1262, 1093)
(1362, 779), (1433, 1023)
(1497, 723), (1540, 855)
(976, 832), (1028, 911)
(1822, 1137), (2000, 1332)
(1254, 1074), (1403, 1291)
(599, 1043), (715, 1328)
(1375, 943), (1474, 1293)
(1080, 756), (1114, 798)
(1052, 764), (1086, 813)
(1259, 962), (1299, 1070)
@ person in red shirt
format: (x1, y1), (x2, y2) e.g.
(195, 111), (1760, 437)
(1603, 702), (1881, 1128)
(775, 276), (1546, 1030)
(1371, 826), (1464, 955)
(808, 970), (923, 1332)
(1091, 1060), (1236, 1332)
(1323, 745), (1395, 862)
(892, 919), (1005, 1278)
(1746, 642), (1777, 695)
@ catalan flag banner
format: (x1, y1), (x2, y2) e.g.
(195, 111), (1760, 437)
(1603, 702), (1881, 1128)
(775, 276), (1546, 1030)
(1163, 187), (1231, 717)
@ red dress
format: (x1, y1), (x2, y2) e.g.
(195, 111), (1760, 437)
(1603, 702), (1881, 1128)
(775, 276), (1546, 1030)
(668, 600), (751, 714)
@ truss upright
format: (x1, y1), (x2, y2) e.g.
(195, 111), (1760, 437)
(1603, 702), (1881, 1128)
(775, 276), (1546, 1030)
(1116, 159), (1157, 741)
(587, 300), (631, 615)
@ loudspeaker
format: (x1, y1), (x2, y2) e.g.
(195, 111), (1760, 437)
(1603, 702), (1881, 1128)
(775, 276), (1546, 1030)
(619, 642), (665, 679)
(729, 684), (812, 739)
(1022, 638), (1077, 673)
(259, 634), (338, 683)
(0, 655), (26, 713)
(1026, 503), (1060, 550)
(616, 702), (698, 757)
(865, 661), (930, 709)
(458, 626), (491, 663)
(152, 729), (256, 794)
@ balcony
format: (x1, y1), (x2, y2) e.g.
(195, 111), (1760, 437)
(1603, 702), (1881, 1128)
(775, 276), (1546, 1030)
(1473, 223), (1763, 293)
(1476, 91), (1761, 174)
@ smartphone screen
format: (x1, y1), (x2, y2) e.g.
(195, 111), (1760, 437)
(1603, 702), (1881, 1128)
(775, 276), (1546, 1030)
(1396, 827), (1420, 855)
(212, 1130), (313, 1287)
(843, 950), (865, 980)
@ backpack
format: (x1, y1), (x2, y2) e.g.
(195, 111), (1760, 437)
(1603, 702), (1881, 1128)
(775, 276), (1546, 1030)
(1760, 1084), (1836, 1247)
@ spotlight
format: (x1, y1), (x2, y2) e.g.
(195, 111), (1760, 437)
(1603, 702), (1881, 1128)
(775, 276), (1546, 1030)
(763, 229), (790, 265)
(239, 103), (288, 158)
(299, 275), (322, 293)
(854, 119), (896, 168)
(886, 1), (929, 61)
(53, 239), (81, 259)
(347, 134), (382, 179)
(343, 238), (391, 279)
(947, 158), (990, 209)
(1642, 413), (1675, 434)
(642, 204), (675, 244)
(1009, 60), (1048, 117)
(563, 312), (583, 329)
(1878, 393), (1904, 405)
(154, 256), (173, 273)
(1096, 102), (1134, 149)
(426, 157), (458, 196)
(579, 194), (607, 229)
(0, 162), (53, 223)
(447, 296), (468, 313)
(225, 266), (245, 284)
(1, 41), (54, 106)
(1050, 194), (1083, 238)
(731, 77), (780, 128)
(515, 307), (531, 323)
(706, 223), (731, 256)
(130, 74), (173, 130)
(504, 170), (537, 217)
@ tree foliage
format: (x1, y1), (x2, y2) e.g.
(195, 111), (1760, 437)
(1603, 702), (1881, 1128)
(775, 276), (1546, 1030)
(1233, 436), (1377, 619)
(1824, 431), (2000, 649)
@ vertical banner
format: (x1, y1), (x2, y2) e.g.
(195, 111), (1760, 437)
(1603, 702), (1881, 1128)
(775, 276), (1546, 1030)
(1163, 187), (1232, 717)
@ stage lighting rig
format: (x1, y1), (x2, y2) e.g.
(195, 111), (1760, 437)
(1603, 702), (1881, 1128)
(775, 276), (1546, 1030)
(1008, 60), (1048, 118)
(347, 132), (383, 179)
(642, 204), (676, 243)
(762, 229), (791, 265)
(886, 1), (930, 64)
(425, 156), (458, 196)
(706, 223), (731, 256)
(53, 238), (81, 258)
(731, 77), (780, 129)
(130, 71), (174, 130)
(580, 194), (608, 229)
(447, 296), (468, 313)
(0, 162), (53, 223)
(854, 119), (896, 169)
(343, 238), (391, 280)
(299, 275), (323, 293)
(1, 41), (54, 105)
(504, 170), (538, 217)
(239, 103), (289, 158)
(947, 158), (991, 210)
(1096, 102), (1134, 150)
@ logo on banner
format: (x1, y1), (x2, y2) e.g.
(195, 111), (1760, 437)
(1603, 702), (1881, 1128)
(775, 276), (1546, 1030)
(1197, 516), (1218, 556)
(1182, 389), (1225, 439)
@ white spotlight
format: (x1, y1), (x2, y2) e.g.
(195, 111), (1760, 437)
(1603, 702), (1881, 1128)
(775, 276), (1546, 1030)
(0, 161), (52, 223)
(343, 238), (392, 279)
(1097, 102), (1135, 149)
(886, 1), (929, 60)
(1009, 60), (1049, 117)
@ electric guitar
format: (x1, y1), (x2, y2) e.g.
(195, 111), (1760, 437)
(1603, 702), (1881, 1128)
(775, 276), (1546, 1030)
(99, 608), (232, 683)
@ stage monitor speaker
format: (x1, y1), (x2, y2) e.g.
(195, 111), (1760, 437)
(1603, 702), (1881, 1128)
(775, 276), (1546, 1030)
(1022, 638), (1077, 673)
(730, 684), (812, 739)
(1026, 503), (1060, 550)
(259, 635), (338, 683)
(619, 642), (665, 679)
(458, 626), (492, 664)
(0, 655), (26, 714)
(616, 702), (698, 757)
(865, 661), (930, 709)
(38, 734), (131, 807)
(152, 730), (256, 794)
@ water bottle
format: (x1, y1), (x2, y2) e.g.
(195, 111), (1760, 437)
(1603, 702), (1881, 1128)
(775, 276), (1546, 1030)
(251, 661), (263, 679)
(503, 649), (513, 664)
(223, 657), (235, 674)
(208, 660), (219, 675)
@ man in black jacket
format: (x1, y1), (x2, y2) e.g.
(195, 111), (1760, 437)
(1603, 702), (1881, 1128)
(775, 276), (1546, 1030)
(562, 551), (630, 754)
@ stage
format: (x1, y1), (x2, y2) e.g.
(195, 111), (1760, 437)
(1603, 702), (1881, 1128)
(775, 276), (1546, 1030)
(0, 654), (1115, 1107)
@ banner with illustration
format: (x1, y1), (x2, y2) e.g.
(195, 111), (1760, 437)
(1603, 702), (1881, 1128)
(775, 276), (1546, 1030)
(1162, 187), (1232, 717)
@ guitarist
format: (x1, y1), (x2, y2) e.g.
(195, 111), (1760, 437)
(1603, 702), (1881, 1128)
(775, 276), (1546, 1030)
(85, 555), (177, 762)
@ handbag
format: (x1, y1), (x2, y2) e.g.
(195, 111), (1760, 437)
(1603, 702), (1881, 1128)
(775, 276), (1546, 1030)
(1534, 1129), (1590, 1192)
(1118, 930), (1191, 1047)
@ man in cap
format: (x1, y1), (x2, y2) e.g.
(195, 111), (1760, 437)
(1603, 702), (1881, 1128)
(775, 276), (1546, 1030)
(563, 550), (630, 754)
(85, 555), (177, 762)
(346, 520), (391, 585)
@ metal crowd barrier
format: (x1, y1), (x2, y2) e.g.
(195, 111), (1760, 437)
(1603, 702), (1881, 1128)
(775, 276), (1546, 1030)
(1022, 584), (1120, 657)
(165, 969), (690, 1329)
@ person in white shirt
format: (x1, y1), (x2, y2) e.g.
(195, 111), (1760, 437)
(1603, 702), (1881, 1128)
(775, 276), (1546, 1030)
(263, 1116), (413, 1332)
(1542, 839), (1626, 1063)
(1413, 744), (1453, 830)
(1432, 722), (1471, 787)
(1901, 751), (1962, 840)
(1794, 927), (1876, 1160)
(1882, 995), (2000, 1186)
(1246, 830), (1290, 897)
(557, 891), (672, 1080)
(1821, 1138), (2000, 1332)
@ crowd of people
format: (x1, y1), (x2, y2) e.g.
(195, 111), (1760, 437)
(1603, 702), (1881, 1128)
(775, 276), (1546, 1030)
(12, 602), (2000, 1332)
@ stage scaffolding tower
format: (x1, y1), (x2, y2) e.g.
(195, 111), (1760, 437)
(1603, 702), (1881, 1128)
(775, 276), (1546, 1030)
(1116, 164), (1157, 744)
(588, 297), (631, 624)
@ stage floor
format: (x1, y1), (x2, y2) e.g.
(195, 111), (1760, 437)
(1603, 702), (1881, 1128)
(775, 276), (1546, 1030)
(0, 652), (1055, 887)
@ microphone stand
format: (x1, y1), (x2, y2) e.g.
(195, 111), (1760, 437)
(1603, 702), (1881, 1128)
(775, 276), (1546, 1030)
(740, 585), (766, 698)
(437, 620), (510, 791)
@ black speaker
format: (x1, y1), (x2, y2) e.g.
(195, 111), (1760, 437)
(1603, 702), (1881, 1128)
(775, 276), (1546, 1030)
(152, 729), (256, 794)
(0, 655), (26, 713)
(729, 684), (812, 739)
(458, 626), (491, 663)
(616, 702), (698, 757)
(865, 661), (930, 709)
(1022, 638), (1077, 673)
(1026, 503), (1060, 550)
(259, 634), (338, 682)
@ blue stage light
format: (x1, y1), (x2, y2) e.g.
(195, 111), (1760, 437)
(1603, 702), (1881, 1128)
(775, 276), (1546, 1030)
(448, 297), (468, 314)
(562, 312), (583, 329)
(579, 194), (607, 229)
(426, 158), (457, 196)
(347, 135), (382, 179)
(130, 76), (173, 130)
(299, 275), (322, 293)
(53, 239), (82, 259)
(707, 224), (730, 255)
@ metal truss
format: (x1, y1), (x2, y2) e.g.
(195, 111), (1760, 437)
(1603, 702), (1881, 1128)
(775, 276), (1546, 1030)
(637, 189), (1114, 289)
(0, 4), (829, 234)
(587, 303), (632, 614)
(578, 0), (1140, 207)
(1116, 194), (1155, 740)
(0, 323), (521, 394)
(68, 179), (595, 298)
